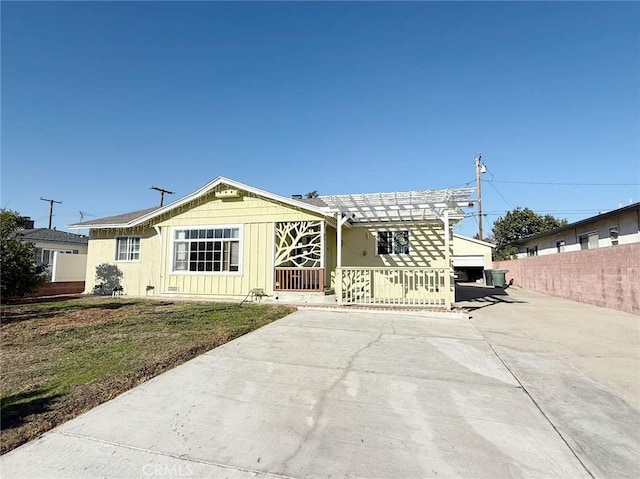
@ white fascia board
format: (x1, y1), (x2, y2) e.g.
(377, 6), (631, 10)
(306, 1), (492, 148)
(68, 176), (332, 230)
(68, 223), (125, 230)
(453, 233), (496, 248)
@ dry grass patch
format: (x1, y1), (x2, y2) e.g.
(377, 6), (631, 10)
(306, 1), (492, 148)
(0, 297), (294, 454)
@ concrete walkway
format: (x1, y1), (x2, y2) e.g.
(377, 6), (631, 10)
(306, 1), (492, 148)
(456, 284), (640, 479)
(1, 304), (621, 478)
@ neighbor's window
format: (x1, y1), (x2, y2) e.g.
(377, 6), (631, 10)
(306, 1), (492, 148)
(115, 237), (141, 261)
(526, 246), (538, 257)
(609, 226), (619, 246)
(377, 230), (410, 255)
(579, 232), (598, 250)
(173, 227), (241, 272)
(556, 240), (565, 253)
(36, 248), (72, 265)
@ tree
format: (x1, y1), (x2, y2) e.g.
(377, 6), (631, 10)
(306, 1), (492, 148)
(0, 210), (47, 298)
(492, 208), (567, 260)
(305, 190), (319, 199)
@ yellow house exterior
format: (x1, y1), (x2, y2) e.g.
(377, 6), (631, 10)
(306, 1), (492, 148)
(70, 177), (474, 308)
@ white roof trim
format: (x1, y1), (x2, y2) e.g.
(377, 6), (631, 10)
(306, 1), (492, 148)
(69, 177), (475, 230)
(69, 177), (331, 229)
(453, 233), (496, 248)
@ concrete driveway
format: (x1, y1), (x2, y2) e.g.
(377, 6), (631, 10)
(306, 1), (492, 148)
(457, 284), (640, 479)
(2, 307), (598, 478)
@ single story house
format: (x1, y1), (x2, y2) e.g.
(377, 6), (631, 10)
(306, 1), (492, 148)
(69, 177), (474, 308)
(21, 226), (89, 282)
(452, 234), (495, 282)
(513, 202), (640, 258)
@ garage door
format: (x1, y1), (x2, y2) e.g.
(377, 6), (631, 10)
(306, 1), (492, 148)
(453, 255), (485, 268)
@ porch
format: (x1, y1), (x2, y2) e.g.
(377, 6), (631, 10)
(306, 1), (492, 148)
(272, 186), (472, 309)
(273, 266), (451, 309)
(335, 267), (451, 308)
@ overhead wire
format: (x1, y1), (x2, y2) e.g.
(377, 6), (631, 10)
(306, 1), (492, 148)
(490, 180), (639, 186)
(482, 169), (516, 209)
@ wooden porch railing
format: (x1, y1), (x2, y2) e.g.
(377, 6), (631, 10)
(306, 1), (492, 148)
(274, 268), (324, 292)
(335, 267), (451, 308)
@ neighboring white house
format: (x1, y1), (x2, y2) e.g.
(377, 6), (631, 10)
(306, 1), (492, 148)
(21, 226), (89, 281)
(452, 234), (495, 282)
(513, 202), (640, 258)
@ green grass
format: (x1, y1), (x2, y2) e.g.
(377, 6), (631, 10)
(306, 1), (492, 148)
(0, 297), (294, 454)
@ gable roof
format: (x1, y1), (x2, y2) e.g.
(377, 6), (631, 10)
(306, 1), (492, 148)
(69, 177), (331, 230)
(21, 228), (89, 245)
(512, 202), (640, 245)
(453, 233), (495, 248)
(68, 176), (475, 230)
(69, 207), (161, 229)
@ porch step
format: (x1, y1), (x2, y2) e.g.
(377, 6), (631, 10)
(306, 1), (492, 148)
(273, 291), (337, 305)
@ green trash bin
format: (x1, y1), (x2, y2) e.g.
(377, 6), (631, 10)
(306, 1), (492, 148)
(491, 269), (508, 288)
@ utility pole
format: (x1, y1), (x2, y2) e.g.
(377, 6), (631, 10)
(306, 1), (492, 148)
(150, 186), (174, 207)
(475, 154), (486, 240)
(40, 197), (62, 229)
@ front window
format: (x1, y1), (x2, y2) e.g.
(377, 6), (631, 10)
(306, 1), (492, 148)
(116, 237), (140, 261)
(173, 227), (241, 272)
(377, 230), (410, 255)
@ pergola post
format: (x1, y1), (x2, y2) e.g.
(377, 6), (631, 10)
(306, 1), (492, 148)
(443, 210), (452, 309)
(337, 217), (342, 268)
(335, 213), (351, 304)
(336, 213), (351, 267)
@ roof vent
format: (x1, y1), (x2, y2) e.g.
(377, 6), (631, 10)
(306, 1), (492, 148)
(214, 189), (241, 199)
(291, 194), (303, 200)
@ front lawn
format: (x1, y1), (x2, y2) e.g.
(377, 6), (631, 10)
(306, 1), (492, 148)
(0, 297), (294, 454)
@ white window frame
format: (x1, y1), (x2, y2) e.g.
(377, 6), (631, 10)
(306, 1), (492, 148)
(169, 225), (243, 275)
(115, 236), (141, 262)
(36, 248), (73, 265)
(375, 230), (411, 256)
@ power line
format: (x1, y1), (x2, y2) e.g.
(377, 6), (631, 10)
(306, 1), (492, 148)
(487, 180), (639, 186)
(485, 179), (515, 209)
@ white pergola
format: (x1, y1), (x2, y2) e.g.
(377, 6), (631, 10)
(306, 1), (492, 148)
(318, 187), (475, 267)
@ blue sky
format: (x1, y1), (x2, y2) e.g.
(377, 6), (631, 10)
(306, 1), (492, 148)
(2, 1), (639, 238)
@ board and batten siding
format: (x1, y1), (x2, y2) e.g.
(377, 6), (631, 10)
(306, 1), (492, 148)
(155, 193), (324, 297)
(85, 194), (324, 297)
(340, 223), (449, 268)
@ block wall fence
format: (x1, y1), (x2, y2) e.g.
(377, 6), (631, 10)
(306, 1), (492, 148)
(493, 243), (639, 315)
(33, 281), (85, 297)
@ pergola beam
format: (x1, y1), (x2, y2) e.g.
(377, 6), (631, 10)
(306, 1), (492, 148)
(320, 187), (474, 225)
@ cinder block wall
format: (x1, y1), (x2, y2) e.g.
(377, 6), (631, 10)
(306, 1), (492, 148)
(493, 243), (640, 315)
